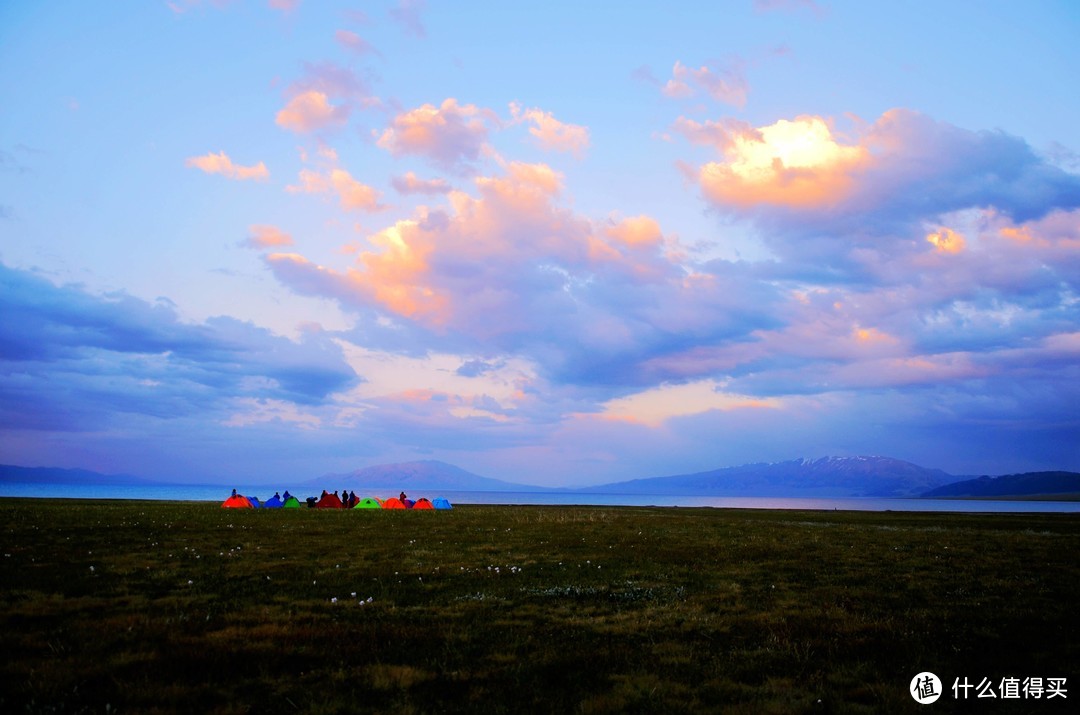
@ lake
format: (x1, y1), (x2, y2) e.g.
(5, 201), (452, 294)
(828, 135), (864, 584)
(0, 481), (1077, 512)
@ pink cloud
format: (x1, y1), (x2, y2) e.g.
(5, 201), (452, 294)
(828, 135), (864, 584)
(510, 104), (590, 158)
(245, 224), (294, 249)
(662, 59), (749, 108)
(392, 171), (452, 195)
(335, 29), (377, 56)
(275, 90), (349, 134)
(185, 151), (269, 181)
(268, 0), (299, 13)
(376, 98), (499, 171)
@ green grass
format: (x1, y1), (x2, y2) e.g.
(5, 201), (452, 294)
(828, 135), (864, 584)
(2, 499), (1077, 713)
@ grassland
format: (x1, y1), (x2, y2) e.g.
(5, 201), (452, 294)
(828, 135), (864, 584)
(2, 499), (1077, 714)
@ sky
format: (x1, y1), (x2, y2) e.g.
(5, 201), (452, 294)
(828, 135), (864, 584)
(2, 0), (1079, 486)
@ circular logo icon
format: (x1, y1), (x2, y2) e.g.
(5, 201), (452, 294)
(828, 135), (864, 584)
(911, 672), (942, 704)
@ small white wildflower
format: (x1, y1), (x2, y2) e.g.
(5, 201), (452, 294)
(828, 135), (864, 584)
(331, 597), (337, 603)
(89, 565), (95, 572)
(366, 597), (373, 603)
(187, 580), (193, 585)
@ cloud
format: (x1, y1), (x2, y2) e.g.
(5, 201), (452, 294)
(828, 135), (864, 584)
(334, 29), (377, 56)
(510, 104), (590, 158)
(276, 90), (349, 134)
(389, 0), (427, 38)
(275, 62), (379, 134)
(286, 167), (383, 212)
(268, 0), (299, 13)
(392, 171), (452, 195)
(0, 262), (357, 433)
(590, 379), (780, 427)
(679, 114), (870, 209)
(662, 59), (749, 108)
(185, 151), (269, 181)
(679, 109), (1080, 272)
(376, 98), (499, 172)
(266, 161), (781, 388)
(245, 224), (294, 249)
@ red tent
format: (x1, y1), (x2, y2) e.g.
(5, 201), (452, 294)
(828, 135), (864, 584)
(412, 498), (435, 510)
(315, 492), (344, 508)
(381, 497), (406, 509)
(221, 495), (254, 509)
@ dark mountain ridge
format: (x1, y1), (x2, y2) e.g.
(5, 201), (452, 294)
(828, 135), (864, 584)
(922, 471), (1080, 498)
(582, 456), (955, 498)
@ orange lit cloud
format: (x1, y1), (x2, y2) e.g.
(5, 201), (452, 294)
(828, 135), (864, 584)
(510, 103), (589, 158)
(691, 115), (870, 208)
(185, 151), (268, 181)
(245, 224), (294, 249)
(605, 215), (663, 248)
(276, 90), (349, 133)
(926, 227), (966, 254)
(594, 379), (778, 427)
(286, 168), (382, 212)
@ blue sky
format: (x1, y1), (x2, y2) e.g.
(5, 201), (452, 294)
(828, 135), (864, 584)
(2, 1), (1079, 485)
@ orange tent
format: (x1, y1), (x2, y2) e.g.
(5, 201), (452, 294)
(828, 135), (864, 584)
(412, 498), (435, 510)
(221, 495), (254, 509)
(381, 497), (406, 509)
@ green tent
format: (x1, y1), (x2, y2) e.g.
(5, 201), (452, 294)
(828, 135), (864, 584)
(353, 497), (381, 509)
(282, 496), (302, 508)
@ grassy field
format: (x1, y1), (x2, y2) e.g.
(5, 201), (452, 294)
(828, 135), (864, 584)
(1, 499), (1077, 714)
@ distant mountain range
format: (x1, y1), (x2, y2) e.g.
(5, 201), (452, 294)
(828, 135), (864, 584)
(922, 471), (1080, 498)
(4, 458), (1079, 499)
(314, 460), (540, 493)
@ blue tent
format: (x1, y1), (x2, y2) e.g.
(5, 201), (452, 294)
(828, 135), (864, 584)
(246, 496), (262, 508)
(431, 496), (453, 510)
(263, 494), (284, 508)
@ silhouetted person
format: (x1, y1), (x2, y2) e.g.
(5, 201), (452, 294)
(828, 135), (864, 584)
(283, 490), (292, 500)
(399, 491), (407, 502)
(231, 488), (237, 498)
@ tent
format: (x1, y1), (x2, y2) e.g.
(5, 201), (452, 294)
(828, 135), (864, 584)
(315, 492), (344, 509)
(221, 494), (254, 509)
(282, 496), (302, 508)
(246, 496), (262, 508)
(381, 497), (406, 509)
(413, 498), (435, 510)
(431, 497), (453, 510)
(402, 499), (415, 509)
(263, 495), (284, 508)
(353, 497), (381, 509)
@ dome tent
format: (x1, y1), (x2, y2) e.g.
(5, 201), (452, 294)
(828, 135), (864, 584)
(282, 496), (302, 508)
(262, 495), (283, 508)
(353, 497), (381, 509)
(315, 492), (344, 508)
(221, 494), (254, 509)
(412, 498), (435, 510)
(431, 497), (452, 510)
(381, 497), (406, 509)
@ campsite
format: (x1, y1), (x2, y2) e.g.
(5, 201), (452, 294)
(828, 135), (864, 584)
(2, 498), (1078, 713)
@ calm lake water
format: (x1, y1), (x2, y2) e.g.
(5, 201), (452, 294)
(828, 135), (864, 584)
(1, 482), (1077, 513)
